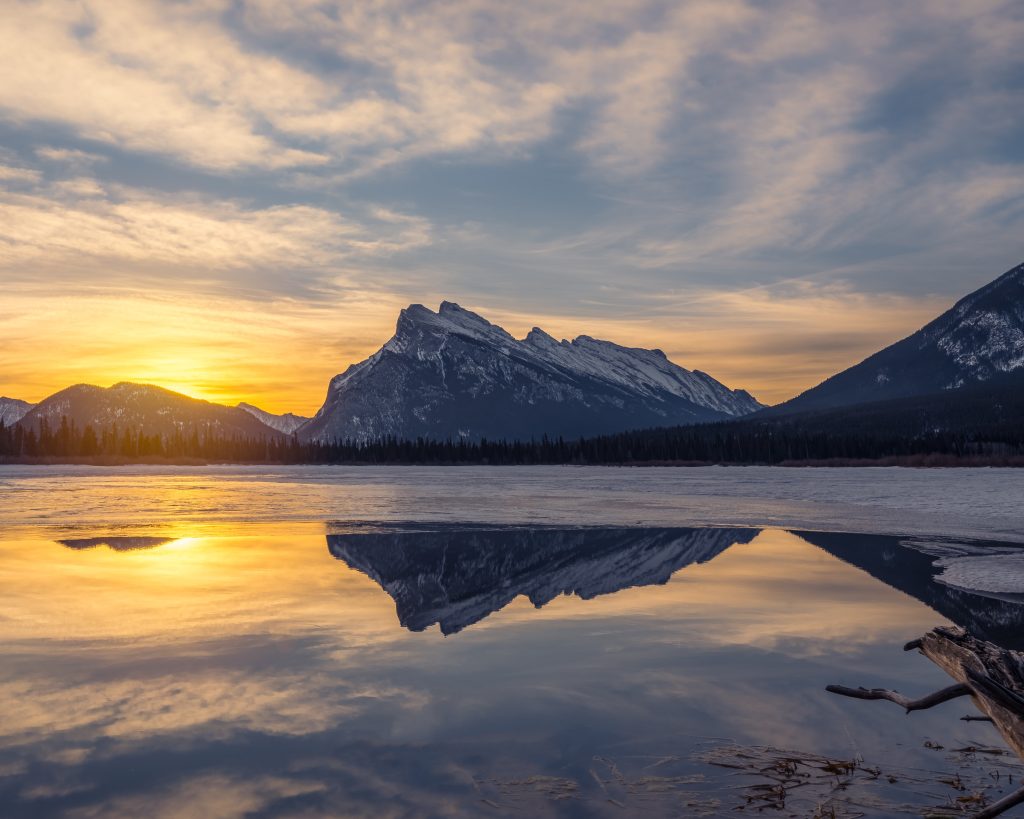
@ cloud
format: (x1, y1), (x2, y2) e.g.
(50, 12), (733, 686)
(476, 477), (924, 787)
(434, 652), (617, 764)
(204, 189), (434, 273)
(0, 164), (40, 183)
(0, 180), (431, 277)
(34, 146), (108, 165)
(0, 1), (331, 170)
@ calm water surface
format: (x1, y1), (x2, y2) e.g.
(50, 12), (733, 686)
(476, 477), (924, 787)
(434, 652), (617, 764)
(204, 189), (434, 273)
(2, 467), (1023, 817)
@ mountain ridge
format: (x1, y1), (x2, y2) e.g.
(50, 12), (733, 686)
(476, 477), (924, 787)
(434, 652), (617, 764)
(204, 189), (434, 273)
(301, 301), (762, 443)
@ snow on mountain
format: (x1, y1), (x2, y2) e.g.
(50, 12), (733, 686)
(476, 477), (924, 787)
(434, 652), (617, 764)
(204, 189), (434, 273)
(930, 264), (1024, 383)
(0, 397), (34, 426)
(524, 328), (761, 416)
(774, 261), (1024, 413)
(302, 301), (763, 443)
(328, 525), (758, 635)
(236, 402), (309, 435)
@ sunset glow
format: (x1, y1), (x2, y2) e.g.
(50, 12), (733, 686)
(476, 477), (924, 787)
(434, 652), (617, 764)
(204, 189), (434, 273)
(2, 1), (1022, 411)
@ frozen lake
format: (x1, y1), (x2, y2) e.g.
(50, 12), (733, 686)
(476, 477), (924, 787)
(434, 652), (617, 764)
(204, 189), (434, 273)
(1, 464), (1023, 542)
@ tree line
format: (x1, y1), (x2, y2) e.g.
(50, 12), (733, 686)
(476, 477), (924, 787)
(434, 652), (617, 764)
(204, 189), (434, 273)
(1, 411), (1021, 465)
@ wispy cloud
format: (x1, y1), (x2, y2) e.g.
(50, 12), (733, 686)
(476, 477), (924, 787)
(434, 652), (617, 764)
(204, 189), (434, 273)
(0, 180), (432, 284)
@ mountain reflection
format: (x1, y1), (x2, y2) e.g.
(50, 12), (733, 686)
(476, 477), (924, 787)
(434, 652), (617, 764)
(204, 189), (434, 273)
(327, 525), (759, 634)
(795, 531), (1024, 650)
(58, 536), (177, 551)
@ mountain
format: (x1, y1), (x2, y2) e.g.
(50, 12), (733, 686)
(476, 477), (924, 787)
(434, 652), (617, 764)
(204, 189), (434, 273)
(302, 301), (762, 443)
(328, 524), (758, 634)
(0, 397), (34, 426)
(236, 402), (309, 435)
(19, 382), (281, 438)
(774, 261), (1024, 414)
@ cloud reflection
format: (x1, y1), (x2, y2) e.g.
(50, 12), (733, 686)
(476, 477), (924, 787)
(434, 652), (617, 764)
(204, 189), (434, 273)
(0, 523), (1012, 817)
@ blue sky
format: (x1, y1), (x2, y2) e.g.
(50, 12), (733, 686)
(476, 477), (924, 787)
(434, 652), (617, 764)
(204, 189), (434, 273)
(1, 0), (1022, 410)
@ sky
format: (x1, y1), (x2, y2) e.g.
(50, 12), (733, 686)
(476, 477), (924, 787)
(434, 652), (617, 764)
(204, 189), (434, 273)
(1, 0), (1022, 414)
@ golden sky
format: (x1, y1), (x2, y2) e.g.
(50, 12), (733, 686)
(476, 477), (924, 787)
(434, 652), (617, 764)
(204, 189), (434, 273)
(1, 1), (1021, 413)
(0, 283), (951, 413)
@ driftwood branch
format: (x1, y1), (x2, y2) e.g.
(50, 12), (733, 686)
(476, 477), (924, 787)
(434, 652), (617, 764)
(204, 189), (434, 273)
(828, 627), (1024, 818)
(825, 682), (971, 712)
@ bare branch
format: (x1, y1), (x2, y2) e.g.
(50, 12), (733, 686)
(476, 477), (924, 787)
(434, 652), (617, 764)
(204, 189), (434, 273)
(825, 683), (971, 713)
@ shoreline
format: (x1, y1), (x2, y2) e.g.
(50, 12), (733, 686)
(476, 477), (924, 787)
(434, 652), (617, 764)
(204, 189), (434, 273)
(2, 455), (1023, 468)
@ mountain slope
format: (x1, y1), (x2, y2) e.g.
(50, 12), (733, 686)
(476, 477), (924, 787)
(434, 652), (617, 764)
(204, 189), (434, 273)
(774, 261), (1024, 413)
(0, 397), (34, 426)
(302, 301), (762, 443)
(19, 382), (281, 438)
(236, 402), (309, 435)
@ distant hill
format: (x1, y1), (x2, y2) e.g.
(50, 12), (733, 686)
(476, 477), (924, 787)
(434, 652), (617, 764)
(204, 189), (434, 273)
(301, 301), (762, 443)
(773, 261), (1024, 414)
(19, 382), (281, 439)
(236, 402), (309, 435)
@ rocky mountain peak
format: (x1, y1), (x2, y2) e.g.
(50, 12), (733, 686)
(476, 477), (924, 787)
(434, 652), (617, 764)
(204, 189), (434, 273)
(301, 301), (763, 443)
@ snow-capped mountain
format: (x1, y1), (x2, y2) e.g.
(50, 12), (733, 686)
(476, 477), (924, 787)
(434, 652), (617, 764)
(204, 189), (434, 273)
(236, 402), (309, 435)
(0, 397), (34, 426)
(774, 261), (1024, 413)
(328, 524), (758, 634)
(301, 301), (762, 442)
(19, 382), (281, 438)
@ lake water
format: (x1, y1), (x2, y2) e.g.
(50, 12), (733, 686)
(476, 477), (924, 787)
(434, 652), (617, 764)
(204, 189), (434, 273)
(2, 466), (1023, 817)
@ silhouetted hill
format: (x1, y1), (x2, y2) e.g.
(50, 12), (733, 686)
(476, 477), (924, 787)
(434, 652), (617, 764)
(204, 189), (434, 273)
(19, 382), (281, 439)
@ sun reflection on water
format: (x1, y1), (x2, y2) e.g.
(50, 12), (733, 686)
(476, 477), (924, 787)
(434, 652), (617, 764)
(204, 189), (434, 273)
(0, 523), (1007, 818)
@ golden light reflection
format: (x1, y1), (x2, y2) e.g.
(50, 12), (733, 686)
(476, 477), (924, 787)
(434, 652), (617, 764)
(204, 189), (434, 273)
(0, 523), (961, 788)
(0, 526), (948, 649)
(0, 523), (405, 647)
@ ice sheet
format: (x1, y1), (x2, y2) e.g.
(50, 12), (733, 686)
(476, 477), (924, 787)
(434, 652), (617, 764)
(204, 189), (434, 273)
(0, 464), (1022, 543)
